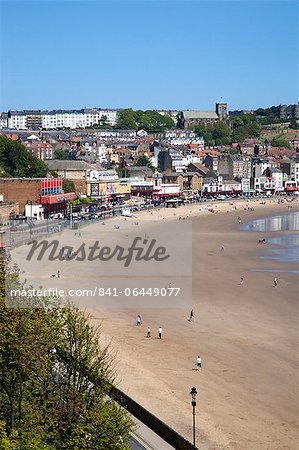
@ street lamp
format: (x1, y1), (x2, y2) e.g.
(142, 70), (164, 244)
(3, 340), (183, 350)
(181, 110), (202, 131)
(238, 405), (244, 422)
(190, 386), (197, 448)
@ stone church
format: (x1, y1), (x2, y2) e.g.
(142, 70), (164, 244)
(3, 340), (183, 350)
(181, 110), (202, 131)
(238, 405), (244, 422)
(177, 103), (228, 129)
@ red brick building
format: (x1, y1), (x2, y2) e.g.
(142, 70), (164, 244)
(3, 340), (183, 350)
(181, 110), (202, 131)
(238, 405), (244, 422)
(0, 178), (75, 216)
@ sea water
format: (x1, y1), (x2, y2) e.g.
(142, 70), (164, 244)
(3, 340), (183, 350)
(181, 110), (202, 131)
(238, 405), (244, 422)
(241, 211), (299, 272)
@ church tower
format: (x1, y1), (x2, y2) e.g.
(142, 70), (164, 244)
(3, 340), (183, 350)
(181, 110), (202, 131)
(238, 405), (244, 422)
(216, 102), (228, 120)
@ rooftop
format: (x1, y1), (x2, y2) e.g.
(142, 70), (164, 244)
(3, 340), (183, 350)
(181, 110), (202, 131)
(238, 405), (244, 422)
(46, 160), (98, 171)
(183, 111), (219, 120)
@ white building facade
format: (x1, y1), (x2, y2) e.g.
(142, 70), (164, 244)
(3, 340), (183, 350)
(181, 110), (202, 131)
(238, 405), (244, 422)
(7, 108), (119, 130)
(8, 112), (27, 129)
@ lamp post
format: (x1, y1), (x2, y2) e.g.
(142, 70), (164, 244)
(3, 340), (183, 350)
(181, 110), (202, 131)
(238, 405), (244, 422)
(190, 386), (197, 449)
(27, 200), (33, 236)
(70, 202), (73, 229)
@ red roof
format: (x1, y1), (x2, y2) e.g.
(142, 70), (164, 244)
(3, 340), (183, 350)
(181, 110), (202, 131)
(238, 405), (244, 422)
(6, 133), (19, 141)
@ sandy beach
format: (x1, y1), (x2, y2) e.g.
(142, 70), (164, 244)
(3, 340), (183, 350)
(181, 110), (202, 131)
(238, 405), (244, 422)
(11, 198), (299, 450)
(90, 199), (299, 450)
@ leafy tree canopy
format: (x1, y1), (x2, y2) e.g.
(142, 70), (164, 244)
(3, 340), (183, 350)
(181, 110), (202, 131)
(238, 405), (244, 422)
(135, 155), (154, 171)
(116, 109), (138, 130)
(116, 109), (175, 132)
(62, 179), (76, 193)
(0, 263), (133, 449)
(0, 136), (48, 178)
(195, 117), (261, 145)
(270, 135), (291, 149)
(54, 149), (70, 160)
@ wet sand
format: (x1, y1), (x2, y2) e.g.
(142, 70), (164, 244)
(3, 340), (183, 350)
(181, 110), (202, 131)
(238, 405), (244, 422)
(89, 200), (298, 450)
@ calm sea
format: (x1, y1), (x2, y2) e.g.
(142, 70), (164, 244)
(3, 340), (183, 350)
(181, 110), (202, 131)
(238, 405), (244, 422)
(241, 211), (299, 273)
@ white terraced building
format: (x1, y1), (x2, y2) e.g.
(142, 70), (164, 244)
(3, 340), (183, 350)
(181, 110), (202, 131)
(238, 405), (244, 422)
(7, 108), (119, 130)
(42, 109), (118, 129)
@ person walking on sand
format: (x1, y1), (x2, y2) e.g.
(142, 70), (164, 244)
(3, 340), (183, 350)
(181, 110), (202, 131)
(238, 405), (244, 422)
(221, 244), (224, 251)
(274, 277), (278, 287)
(240, 276), (244, 285)
(136, 314), (141, 326)
(196, 355), (202, 370)
(147, 326), (151, 338)
(57, 270), (60, 278)
(188, 309), (195, 322)
(158, 326), (162, 339)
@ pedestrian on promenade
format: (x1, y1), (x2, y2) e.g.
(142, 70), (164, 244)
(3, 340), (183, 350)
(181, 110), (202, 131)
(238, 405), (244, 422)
(196, 355), (202, 370)
(147, 326), (151, 338)
(240, 276), (244, 285)
(158, 326), (162, 339)
(274, 277), (278, 287)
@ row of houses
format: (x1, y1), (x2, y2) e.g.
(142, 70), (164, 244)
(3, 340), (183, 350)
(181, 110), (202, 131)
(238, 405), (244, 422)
(0, 102), (228, 131)
(0, 108), (120, 130)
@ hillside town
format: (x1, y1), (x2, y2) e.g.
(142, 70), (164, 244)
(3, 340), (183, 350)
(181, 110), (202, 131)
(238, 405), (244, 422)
(0, 103), (298, 222)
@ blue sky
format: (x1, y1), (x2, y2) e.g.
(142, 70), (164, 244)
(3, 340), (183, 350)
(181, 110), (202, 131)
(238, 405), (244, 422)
(0, 0), (297, 111)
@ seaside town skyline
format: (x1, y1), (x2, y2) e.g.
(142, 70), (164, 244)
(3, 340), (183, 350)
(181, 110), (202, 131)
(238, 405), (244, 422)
(0, 0), (298, 449)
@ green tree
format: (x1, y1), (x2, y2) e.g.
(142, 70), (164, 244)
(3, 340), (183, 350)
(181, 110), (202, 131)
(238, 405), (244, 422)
(271, 135), (291, 149)
(231, 128), (247, 143)
(211, 122), (231, 141)
(62, 179), (76, 193)
(135, 155), (154, 171)
(116, 109), (137, 130)
(139, 111), (175, 132)
(231, 116), (244, 128)
(289, 118), (299, 129)
(0, 136), (48, 178)
(0, 263), (133, 449)
(54, 149), (69, 160)
(245, 121), (260, 137)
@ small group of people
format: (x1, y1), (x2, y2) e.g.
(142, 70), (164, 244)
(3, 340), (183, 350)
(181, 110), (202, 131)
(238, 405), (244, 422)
(258, 238), (266, 243)
(146, 326), (163, 339)
(74, 231), (82, 237)
(136, 315), (163, 339)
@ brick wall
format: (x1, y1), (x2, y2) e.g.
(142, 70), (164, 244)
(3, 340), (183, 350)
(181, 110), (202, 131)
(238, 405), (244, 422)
(0, 179), (43, 213)
(71, 178), (87, 194)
